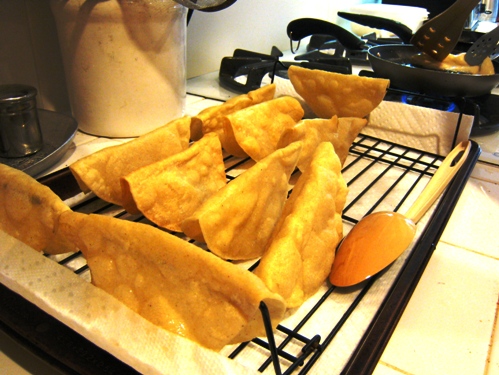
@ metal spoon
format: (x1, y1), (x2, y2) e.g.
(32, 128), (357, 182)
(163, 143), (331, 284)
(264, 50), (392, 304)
(465, 25), (499, 66)
(410, 0), (480, 61)
(329, 141), (471, 287)
(172, 0), (237, 11)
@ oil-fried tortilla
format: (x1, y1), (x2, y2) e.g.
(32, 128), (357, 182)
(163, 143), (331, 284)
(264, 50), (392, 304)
(277, 116), (367, 171)
(334, 117), (368, 165)
(277, 116), (338, 172)
(411, 52), (495, 75)
(70, 116), (191, 206)
(254, 142), (348, 308)
(190, 84), (276, 141)
(221, 96), (304, 161)
(288, 65), (389, 119)
(182, 141), (302, 260)
(121, 133), (227, 231)
(58, 211), (286, 350)
(0, 164), (76, 254)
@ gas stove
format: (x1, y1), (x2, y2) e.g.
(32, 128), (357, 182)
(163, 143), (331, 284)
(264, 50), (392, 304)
(188, 34), (499, 165)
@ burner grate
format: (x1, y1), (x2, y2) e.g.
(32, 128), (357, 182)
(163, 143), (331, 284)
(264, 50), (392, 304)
(219, 47), (352, 93)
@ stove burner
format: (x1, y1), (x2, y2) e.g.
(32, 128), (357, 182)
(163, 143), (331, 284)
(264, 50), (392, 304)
(219, 47), (352, 94)
(219, 30), (403, 94)
(400, 94), (457, 112)
(219, 46), (499, 137)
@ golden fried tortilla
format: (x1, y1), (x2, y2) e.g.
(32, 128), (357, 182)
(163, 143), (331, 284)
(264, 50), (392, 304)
(334, 117), (368, 165)
(70, 116), (191, 206)
(181, 141), (302, 260)
(120, 133), (227, 231)
(411, 52), (495, 75)
(254, 142), (348, 308)
(58, 211), (286, 350)
(277, 116), (367, 170)
(221, 96), (304, 161)
(288, 65), (389, 119)
(190, 84), (276, 141)
(277, 116), (339, 172)
(0, 164), (76, 254)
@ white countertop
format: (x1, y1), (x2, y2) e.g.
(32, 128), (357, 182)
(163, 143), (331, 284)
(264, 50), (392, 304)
(1, 83), (499, 375)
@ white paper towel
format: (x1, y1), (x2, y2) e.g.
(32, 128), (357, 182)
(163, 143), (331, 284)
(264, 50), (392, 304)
(0, 231), (258, 375)
(360, 101), (472, 156)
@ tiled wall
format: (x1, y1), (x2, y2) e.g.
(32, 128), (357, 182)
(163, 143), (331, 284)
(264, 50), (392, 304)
(0, 0), (363, 113)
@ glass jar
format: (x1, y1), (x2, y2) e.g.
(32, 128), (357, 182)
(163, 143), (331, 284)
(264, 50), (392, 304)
(50, 0), (187, 137)
(0, 84), (43, 158)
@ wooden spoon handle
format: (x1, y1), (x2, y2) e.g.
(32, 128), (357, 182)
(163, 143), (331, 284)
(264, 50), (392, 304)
(404, 141), (471, 224)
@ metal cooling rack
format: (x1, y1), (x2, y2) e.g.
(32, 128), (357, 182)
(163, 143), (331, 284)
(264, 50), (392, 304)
(0, 135), (480, 375)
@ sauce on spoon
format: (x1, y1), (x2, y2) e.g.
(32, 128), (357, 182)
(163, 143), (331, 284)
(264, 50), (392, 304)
(329, 141), (471, 287)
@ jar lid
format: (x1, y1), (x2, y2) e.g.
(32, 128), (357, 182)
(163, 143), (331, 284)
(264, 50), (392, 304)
(0, 84), (37, 104)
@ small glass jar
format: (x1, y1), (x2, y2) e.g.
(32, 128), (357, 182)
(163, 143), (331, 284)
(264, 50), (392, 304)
(0, 84), (43, 158)
(50, 0), (187, 137)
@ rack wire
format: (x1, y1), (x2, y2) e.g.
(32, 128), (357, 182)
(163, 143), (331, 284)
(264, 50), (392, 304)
(0, 134), (480, 375)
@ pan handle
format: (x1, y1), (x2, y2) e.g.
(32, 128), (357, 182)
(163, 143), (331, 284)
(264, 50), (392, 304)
(337, 12), (413, 44)
(287, 18), (366, 51)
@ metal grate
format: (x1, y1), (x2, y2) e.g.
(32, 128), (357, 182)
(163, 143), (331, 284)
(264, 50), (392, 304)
(220, 135), (467, 375)
(3, 134), (479, 375)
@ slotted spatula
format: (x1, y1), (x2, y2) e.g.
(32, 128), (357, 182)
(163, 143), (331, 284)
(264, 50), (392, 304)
(410, 0), (481, 61)
(465, 25), (499, 65)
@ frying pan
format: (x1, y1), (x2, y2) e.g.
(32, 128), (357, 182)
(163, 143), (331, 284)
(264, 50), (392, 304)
(287, 18), (499, 97)
(368, 44), (499, 97)
(335, 12), (499, 97)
